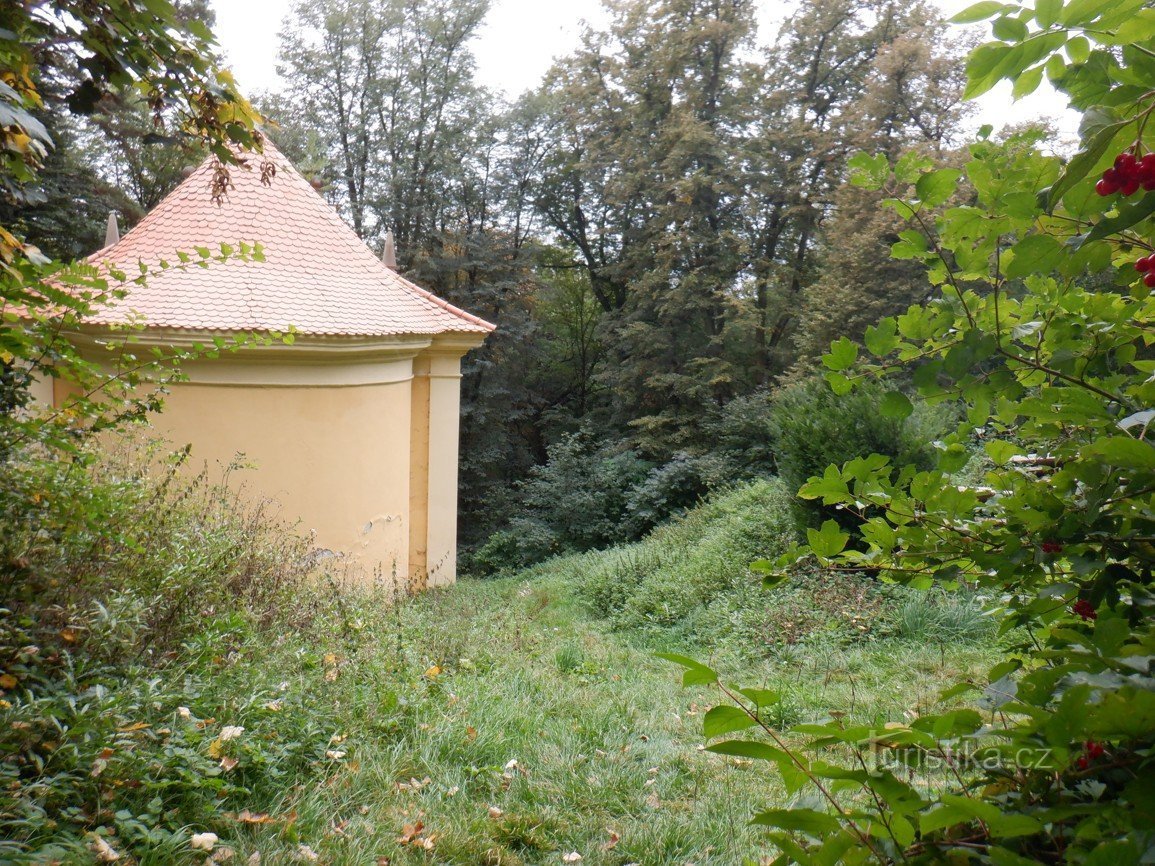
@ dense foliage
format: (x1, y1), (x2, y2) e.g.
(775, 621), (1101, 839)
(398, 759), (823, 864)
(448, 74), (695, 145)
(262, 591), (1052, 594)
(262, 0), (973, 551)
(664, 1), (1155, 863)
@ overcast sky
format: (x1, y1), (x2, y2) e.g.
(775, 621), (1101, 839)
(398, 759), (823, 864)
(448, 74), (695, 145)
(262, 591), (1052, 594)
(210, 0), (1078, 142)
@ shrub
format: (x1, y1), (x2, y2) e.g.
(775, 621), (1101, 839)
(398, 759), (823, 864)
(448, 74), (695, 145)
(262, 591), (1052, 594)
(0, 440), (361, 863)
(766, 376), (952, 529)
(672, 15), (1155, 863)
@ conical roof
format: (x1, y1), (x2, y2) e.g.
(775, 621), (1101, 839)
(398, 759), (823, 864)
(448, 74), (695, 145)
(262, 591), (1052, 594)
(86, 140), (494, 338)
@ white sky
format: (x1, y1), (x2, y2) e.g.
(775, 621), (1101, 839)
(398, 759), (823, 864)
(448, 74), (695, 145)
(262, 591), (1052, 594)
(210, 0), (1078, 141)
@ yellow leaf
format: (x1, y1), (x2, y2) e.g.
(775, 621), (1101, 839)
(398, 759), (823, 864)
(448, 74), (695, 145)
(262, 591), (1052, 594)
(0, 674), (17, 689)
(207, 737), (224, 758)
(424, 665), (441, 678)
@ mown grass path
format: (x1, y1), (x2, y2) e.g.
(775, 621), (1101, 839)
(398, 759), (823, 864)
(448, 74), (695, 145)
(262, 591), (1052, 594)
(238, 572), (995, 866)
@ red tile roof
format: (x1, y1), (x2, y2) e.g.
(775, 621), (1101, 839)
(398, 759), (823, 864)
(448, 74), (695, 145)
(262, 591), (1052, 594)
(87, 139), (494, 338)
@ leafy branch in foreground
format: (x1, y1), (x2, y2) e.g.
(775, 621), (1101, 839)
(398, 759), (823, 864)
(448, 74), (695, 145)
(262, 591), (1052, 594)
(666, 1), (1155, 863)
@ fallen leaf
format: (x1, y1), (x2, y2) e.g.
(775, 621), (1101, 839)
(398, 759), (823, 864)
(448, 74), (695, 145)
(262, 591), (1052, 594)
(117, 722), (151, 733)
(424, 665), (441, 678)
(246, 854), (261, 866)
(376, 858), (391, 866)
(295, 843), (319, 862)
(488, 806), (503, 819)
(234, 810), (278, 825)
(59, 627), (79, 643)
(465, 726), (477, 741)
(397, 822), (425, 845)
(562, 853), (583, 863)
(602, 831), (620, 851)
(220, 756), (239, 772)
(0, 674), (17, 690)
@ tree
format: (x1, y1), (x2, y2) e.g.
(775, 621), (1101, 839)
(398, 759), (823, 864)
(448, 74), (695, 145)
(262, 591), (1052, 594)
(743, 0), (969, 376)
(0, 0), (265, 447)
(673, 1), (1155, 861)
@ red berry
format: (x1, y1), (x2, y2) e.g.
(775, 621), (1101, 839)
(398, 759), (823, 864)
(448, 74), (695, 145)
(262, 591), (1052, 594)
(1104, 167), (1122, 185)
(1122, 177), (1141, 196)
(1041, 540), (1063, 554)
(1072, 599), (1097, 621)
(1076, 756), (1090, 770)
(1085, 740), (1106, 759)
(1145, 272), (1155, 288)
(1136, 257), (1151, 272)
(1141, 153), (1155, 170)
(1115, 152), (1138, 174)
(1096, 179), (1117, 196)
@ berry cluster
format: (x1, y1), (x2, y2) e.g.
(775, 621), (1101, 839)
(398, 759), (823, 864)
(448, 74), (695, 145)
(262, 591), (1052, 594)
(1075, 739), (1106, 771)
(1072, 598), (1097, 621)
(1095, 151), (1155, 197)
(1135, 255), (1155, 288)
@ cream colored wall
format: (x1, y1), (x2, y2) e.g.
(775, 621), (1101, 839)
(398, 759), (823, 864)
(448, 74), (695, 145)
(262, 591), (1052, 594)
(59, 328), (488, 590)
(150, 377), (413, 580)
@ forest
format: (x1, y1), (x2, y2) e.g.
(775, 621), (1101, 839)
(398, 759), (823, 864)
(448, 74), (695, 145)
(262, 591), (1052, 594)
(3, 0), (1154, 863)
(10, 0), (975, 562)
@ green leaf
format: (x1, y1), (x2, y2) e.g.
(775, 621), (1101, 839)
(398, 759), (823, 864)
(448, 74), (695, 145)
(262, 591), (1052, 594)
(738, 688), (781, 708)
(1035, 0), (1061, 26)
(703, 705), (757, 738)
(807, 520), (849, 559)
(915, 168), (961, 207)
(1012, 64), (1043, 99)
(706, 739), (790, 763)
(847, 152), (889, 189)
(654, 653), (718, 686)
(1083, 436), (1155, 471)
(864, 317), (900, 356)
(992, 16), (1029, 41)
(1066, 34), (1090, 63)
(825, 371), (853, 396)
(1072, 193), (1155, 248)
(880, 391), (914, 419)
(822, 337), (859, 371)
(984, 439), (1021, 465)
(950, 1), (1007, 23)
(1005, 233), (1063, 278)
(750, 808), (843, 836)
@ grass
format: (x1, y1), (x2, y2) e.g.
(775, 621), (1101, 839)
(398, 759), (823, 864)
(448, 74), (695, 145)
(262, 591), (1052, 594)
(210, 570), (996, 866)
(2, 463), (1000, 864)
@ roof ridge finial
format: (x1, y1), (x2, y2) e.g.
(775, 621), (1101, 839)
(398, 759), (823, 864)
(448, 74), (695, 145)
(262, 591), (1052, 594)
(105, 212), (120, 247)
(382, 231), (397, 270)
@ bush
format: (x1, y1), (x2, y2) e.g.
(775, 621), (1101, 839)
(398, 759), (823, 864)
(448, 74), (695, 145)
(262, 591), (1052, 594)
(468, 435), (719, 575)
(766, 376), (952, 529)
(0, 440), (365, 863)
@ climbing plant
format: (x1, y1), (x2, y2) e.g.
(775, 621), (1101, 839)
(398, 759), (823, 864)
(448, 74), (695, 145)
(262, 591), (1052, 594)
(665, 1), (1155, 862)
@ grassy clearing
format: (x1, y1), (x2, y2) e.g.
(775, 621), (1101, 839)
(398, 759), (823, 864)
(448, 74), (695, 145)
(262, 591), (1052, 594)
(218, 570), (996, 865)
(3, 468), (999, 864)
